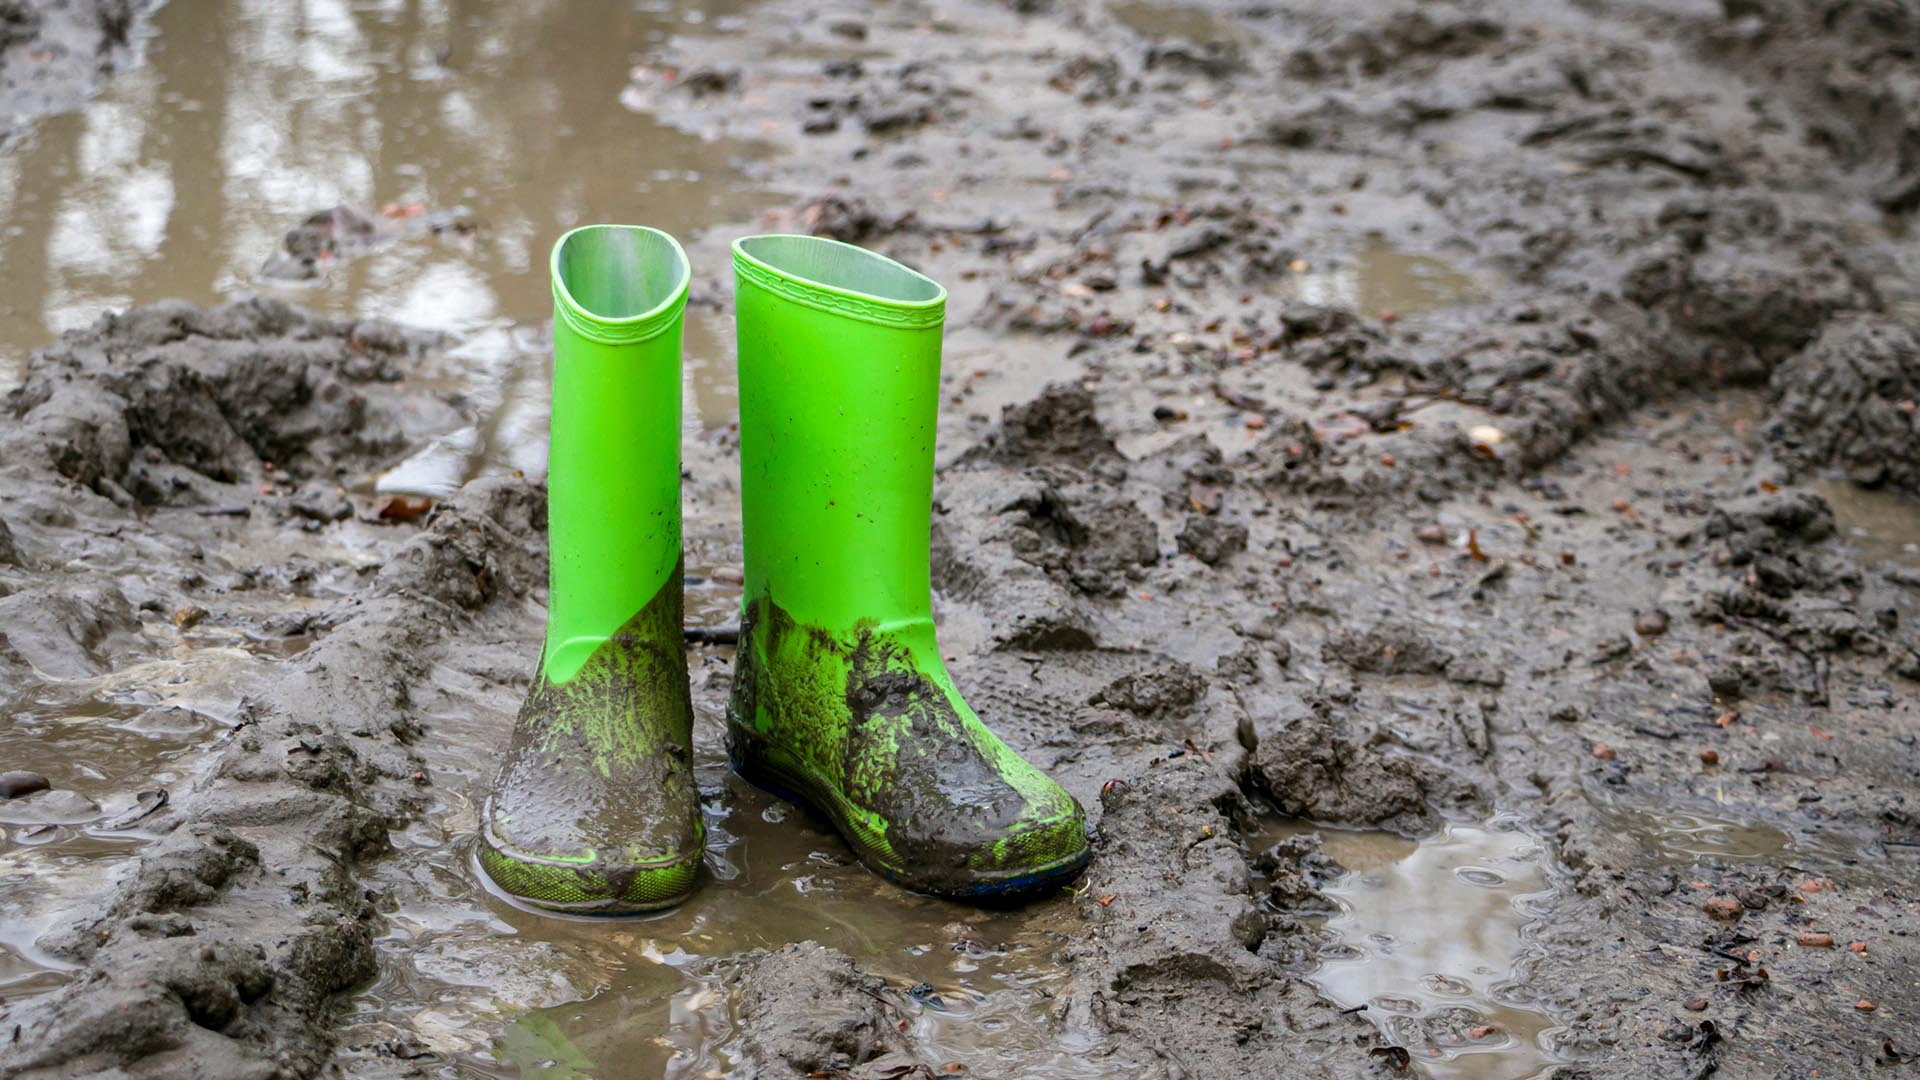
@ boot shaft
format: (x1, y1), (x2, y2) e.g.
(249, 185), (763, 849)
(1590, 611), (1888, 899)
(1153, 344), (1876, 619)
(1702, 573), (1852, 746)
(544, 225), (690, 683)
(731, 234), (948, 633)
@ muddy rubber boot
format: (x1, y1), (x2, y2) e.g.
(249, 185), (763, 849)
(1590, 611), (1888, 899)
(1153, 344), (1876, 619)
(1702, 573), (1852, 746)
(478, 225), (703, 914)
(727, 234), (1091, 901)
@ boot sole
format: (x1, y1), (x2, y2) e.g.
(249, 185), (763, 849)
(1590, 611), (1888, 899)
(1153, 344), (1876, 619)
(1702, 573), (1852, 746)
(476, 817), (701, 917)
(726, 717), (1091, 902)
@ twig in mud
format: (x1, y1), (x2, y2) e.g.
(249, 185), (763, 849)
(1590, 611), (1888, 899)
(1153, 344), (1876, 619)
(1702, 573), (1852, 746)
(1211, 380), (1270, 415)
(1070, 207), (1113, 245)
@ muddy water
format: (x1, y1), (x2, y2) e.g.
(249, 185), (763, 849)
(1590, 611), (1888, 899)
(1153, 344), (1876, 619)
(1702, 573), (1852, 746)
(1809, 478), (1920, 572)
(0, 508), (417, 1003)
(353, 643), (1105, 1078)
(340, 525), (1111, 1077)
(1290, 237), (1491, 320)
(0, 0), (784, 454)
(0, 645), (285, 1002)
(0, 0), (775, 1036)
(1254, 819), (1566, 1080)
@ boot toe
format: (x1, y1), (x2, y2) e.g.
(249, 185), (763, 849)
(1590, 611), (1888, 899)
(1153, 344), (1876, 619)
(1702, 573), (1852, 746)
(886, 796), (1092, 901)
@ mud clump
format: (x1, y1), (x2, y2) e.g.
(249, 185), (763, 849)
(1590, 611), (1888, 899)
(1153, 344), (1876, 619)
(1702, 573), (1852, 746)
(1066, 758), (1386, 1076)
(0, 0), (147, 140)
(730, 942), (905, 1079)
(1176, 513), (1247, 565)
(972, 382), (1121, 470)
(1243, 686), (1455, 835)
(1769, 315), (1920, 492)
(261, 203), (480, 281)
(2, 299), (439, 505)
(1000, 479), (1158, 597)
(0, 296), (547, 1080)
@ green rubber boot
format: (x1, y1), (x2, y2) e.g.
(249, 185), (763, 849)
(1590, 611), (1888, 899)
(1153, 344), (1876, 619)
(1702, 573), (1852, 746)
(728, 235), (1091, 901)
(478, 225), (703, 914)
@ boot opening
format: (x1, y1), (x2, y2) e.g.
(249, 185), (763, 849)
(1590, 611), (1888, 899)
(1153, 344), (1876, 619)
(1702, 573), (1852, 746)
(737, 234), (943, 305)
(554, 225), (689, 322)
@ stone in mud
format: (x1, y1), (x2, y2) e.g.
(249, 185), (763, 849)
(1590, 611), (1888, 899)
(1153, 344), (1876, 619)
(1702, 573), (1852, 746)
(729, 942), (905, 1079)
(0, 583), (140, 680)
(1769, 315), (1920, 493)
(0, 513), (22, 567)
(1177, 513), (1248, 565)
(0, 770), (51, 798)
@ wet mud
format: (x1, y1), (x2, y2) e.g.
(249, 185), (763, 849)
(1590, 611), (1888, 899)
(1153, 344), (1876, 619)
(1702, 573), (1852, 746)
(0, 0), (149, 142)
(2, 0), (1919, 1078)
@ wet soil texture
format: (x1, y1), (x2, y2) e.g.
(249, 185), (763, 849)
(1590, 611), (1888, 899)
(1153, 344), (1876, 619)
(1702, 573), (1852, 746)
(2, 0), (1919, 1078)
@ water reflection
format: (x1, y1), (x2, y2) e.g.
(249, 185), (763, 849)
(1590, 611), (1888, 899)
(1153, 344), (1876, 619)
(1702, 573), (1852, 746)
(0, 0), (782, 454)
(1287, 822), (1565, 1080)
(1290, 236), (1489, 318)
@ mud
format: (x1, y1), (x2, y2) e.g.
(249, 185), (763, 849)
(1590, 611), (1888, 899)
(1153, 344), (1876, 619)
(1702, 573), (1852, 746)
(0, 0), (148, 142)
(2, 0), (1919, 1078)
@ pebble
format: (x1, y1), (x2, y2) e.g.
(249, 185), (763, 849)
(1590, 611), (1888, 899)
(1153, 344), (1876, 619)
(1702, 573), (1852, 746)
(1797, 932), (1834, 948)
(1698, 749), (1719, 766)
(1592, 743), (1616, 760)
(1633, 609), (1670, 636)
(0, 771), (51, 799)
(1416, 524), (1447, 545)
(1703, 896), (1744, 921)
(1684, 998), (1708, 1011)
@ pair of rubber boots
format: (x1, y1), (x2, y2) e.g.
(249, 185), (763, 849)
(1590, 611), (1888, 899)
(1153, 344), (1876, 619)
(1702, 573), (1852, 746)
(478, 226), (1090, 914)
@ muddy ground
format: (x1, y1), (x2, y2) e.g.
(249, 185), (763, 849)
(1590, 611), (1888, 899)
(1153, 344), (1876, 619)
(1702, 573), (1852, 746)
(1, 0), (1918, 1077)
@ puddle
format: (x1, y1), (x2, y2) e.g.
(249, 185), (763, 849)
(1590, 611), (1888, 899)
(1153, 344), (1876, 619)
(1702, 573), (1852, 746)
(1601, 805), (1792, 866)
(345, 582), (1112, 1078)
(0, 0), (785, 456)
(1594, 800), (1874, 879)
(1808, 478), (1920, 571)
(1289, 236), (1489, 319)
(1109, 0), (1250, 46)
(1253, 819), (1565, 1080)
(0, 645), (287, 1001)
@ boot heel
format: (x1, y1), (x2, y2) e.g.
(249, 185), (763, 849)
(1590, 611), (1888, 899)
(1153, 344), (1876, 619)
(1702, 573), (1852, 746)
(725, 717), (816, 811)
